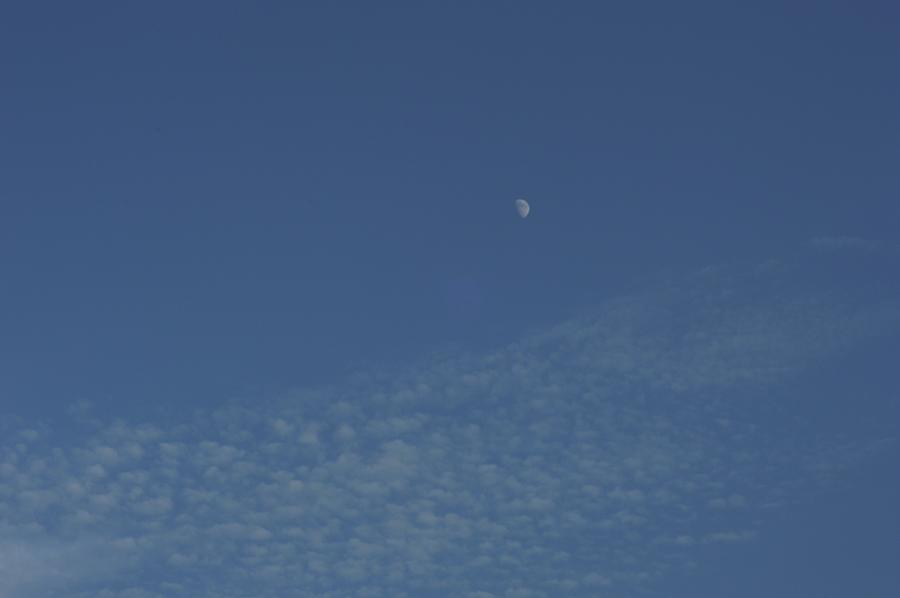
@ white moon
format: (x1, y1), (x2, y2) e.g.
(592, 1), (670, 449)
(515, 198), (530, 218)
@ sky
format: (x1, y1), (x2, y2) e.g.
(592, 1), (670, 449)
(1, 2), (899, 597)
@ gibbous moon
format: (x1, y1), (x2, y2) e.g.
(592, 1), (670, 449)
(515, 198), (530, 218)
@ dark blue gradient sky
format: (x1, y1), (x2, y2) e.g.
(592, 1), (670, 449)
(1, 3), (898, 596)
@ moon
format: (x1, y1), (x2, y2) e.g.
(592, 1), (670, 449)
(515, 198), (530, 218)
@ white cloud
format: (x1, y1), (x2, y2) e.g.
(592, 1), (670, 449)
(1, 252), (898, 596)
(809, 236), (887, 252)
(702, 530), (758, 544)
(0, 534), (130, 598)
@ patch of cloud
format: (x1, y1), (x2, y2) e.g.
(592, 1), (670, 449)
(702, 530), (758, 544)
(1, 251), (898, 596)
(809, 236), (888, 252)
(0, 531), (132, 598)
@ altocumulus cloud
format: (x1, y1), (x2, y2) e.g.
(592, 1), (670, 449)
(1, 248), (898, 597)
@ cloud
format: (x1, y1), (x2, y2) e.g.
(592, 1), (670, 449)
(809, 236), (893, 253)
(702, 530), (758, 544)
(1, 251), (898, 596)
(0, 532), (132, 598)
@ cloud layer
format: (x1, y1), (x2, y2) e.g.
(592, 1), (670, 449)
(2, 250), (898, 597)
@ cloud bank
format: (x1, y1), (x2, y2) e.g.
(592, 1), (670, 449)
(2, 249), (898, 597)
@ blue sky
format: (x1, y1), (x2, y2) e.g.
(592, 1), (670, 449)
(1, 2), (899, 597)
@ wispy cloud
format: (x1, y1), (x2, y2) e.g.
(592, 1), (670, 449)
(2, 251), (898, 597)
(0, 531), (131, 598)
(809, 236), (895, 253)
